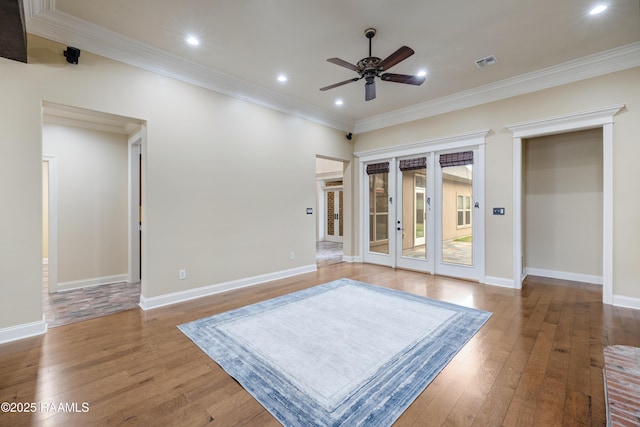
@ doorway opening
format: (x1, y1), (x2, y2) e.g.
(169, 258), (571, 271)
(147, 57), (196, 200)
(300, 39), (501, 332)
(523, 129), (603, 285)
(316, 157), (346, 267)
(41, 102), (146, 326)
(508, 104), (622, 303)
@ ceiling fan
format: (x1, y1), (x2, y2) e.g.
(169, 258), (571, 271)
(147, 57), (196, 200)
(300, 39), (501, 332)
(320, 27), (425, 101)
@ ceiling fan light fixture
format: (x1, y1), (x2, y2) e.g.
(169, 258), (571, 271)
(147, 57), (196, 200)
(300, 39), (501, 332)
(589, 4), (608, 14)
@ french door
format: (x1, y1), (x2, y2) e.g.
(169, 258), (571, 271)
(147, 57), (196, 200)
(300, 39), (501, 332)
(325, 188), (343, 243)
(362, 148), (484, 282)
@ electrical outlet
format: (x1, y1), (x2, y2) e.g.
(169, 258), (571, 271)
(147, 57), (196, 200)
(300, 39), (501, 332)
(290, 252), (295, 261)
(178, 269), (187, 280)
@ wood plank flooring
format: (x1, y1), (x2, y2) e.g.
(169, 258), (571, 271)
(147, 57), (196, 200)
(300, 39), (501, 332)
(1, 263), (639, 426)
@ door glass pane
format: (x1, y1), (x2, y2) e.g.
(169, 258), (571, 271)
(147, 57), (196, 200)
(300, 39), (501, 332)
(327, 191), (335, 237)
(442, 164), (473, 265)
(338, 190), (343, 237)
(401, 169), (426, 259)
(369, 173), (389, 254)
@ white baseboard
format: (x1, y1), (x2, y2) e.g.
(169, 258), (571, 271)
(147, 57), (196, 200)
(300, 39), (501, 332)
(0, 318), (47, 345)
(525, 267), (603, 285)
(342, 255), (362, 263)
(484, 276), (516, 288)
(57, 274), (129, 292)
(139, 264), (318, 310)
(612, 294), (640, 310)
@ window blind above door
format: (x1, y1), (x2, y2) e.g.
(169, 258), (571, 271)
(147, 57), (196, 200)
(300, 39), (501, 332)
(366, 162), (390, 175)
(439, 151), (473, 167)
(399, 157), (427, 171)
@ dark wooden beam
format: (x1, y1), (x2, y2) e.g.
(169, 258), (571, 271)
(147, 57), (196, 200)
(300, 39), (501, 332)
(0, 0), (27, 63)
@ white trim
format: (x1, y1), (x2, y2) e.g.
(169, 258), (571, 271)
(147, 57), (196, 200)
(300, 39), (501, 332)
(42, 155), (58, 294)
(25, 2), (640, 134)
(43, 115), (129, 135)
(484, 276), (516, 289)
(57, 274), (129, 292)
(505, 105), (624, 138)
(512, 137), (524, 286)
(525, 268), (603, 285)
(602, 122), (614, 305)
(128, 129), (143, 284)
(139, 264), (317, 310)
(0, 319), (47, 345)
(355, 129), (490, 161)
(341, 255), (362, 263)
(507, 104), (624, 304)
(612, 295), (640, 310)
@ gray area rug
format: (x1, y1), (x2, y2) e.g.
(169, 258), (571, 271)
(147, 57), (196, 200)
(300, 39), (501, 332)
(179, 278), (491, 426)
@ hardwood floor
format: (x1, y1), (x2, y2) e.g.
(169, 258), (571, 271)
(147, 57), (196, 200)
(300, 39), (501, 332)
(1, 263), (639, 426)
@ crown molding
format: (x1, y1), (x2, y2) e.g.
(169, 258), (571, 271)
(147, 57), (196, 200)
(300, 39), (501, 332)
(505, 104), (625, 138)
(355, 42), (640, 134)
(24, 2), (640, 135)
(24, 3), (356, 132)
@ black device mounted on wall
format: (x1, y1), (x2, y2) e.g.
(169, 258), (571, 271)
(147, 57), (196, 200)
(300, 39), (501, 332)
(64, 47), (81, 64)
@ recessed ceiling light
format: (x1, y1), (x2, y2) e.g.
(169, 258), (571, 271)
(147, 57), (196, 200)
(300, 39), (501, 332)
(186, 35), (200, 46)
(335, 99), (344, 106)
(417, 70), (427, 77)
(589, 4), (607, 14)
(277, 74), (288, 83)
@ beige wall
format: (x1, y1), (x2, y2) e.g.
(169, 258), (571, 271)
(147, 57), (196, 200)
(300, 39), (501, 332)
(316, 158), (344, 175)
(354, 66), (640, 298)
(43, 123), (128, 283)
(524, 129), (603, 276)
(0, 35), (352, 330)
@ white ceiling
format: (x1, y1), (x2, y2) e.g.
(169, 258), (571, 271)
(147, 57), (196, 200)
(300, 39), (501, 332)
(24, 0), (640, 132)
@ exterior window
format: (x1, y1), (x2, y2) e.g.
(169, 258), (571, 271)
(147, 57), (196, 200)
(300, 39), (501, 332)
(457, 194), (471, 227)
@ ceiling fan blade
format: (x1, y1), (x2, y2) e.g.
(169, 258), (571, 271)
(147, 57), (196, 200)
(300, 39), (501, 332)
(378, 46), (415, 71)
(365, 79), (376, 101)
(326, 57), (359, 71)
(380, 73), (426, 85)
(319, 77), (360, 91)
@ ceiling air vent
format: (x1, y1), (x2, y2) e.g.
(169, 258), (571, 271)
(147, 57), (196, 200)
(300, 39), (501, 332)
(475, 55), (498, 68)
